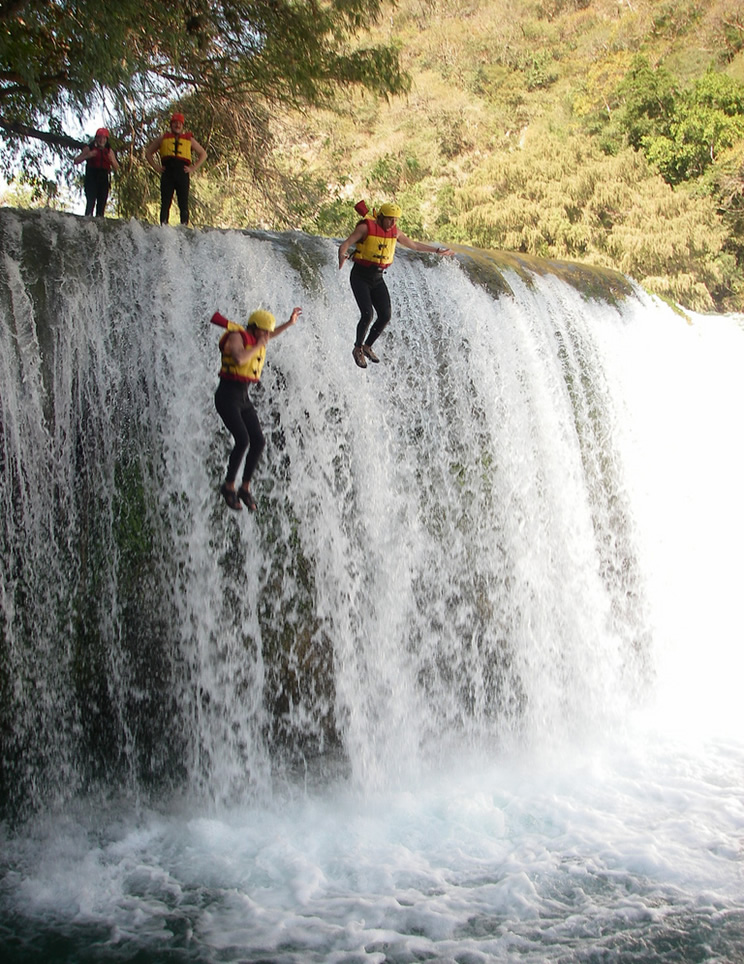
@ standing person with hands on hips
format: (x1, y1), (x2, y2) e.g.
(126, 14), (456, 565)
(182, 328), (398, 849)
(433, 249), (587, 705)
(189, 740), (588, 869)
(145, 112), (207, 226)
(211, 306), (302, 512)
(338, 201), (455, 369)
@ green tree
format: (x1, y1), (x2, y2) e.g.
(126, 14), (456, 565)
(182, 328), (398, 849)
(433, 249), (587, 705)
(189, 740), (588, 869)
(613, 56), (678, 152)
(448, 132), (735, 311)
(643, 71), (744, 185)
(0, 0), (409, 189)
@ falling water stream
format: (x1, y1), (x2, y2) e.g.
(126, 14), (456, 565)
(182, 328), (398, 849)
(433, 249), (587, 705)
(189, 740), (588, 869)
(0, 209), (742, 962)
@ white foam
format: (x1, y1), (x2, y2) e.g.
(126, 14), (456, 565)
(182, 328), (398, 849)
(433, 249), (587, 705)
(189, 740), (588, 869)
(4, 736), (743, 961)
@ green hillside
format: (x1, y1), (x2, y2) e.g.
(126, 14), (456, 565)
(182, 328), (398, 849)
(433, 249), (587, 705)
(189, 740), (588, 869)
(4, 0), (741, 311)
(261, 0), (744, 312)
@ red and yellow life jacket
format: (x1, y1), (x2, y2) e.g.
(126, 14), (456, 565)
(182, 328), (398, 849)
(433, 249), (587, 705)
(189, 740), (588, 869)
(87, 146), (113, 171)
(352, 217), (398, 268)
(212, 313), (266, 383)
(160, 131), (193, 163)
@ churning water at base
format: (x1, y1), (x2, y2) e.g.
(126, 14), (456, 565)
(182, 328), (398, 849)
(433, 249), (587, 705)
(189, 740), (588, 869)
(2, 736), (744, 963)
(1, 210), (743, 962)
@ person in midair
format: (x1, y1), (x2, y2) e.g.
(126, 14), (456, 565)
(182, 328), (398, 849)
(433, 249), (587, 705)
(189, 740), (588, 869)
(212, 306), (302, 511)
(338, 201), (455, 368)
(145, 112), (207, 225)
(74, 128), (119, 217)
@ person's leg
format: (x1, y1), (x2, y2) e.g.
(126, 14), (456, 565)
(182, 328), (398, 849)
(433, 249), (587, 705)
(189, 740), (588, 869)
(349, 266), (376, 347)
(160, 169), (176, 225)
(95, 173), (109, 217)
(173, 168), (190, 225)
(84, 175), (96, 217)
(239, 397), (265, 488)
(365, 279), (392, 346)
(215, 382), (251, 485)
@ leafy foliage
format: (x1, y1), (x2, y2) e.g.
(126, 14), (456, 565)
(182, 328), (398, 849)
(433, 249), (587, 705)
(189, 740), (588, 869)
(3, 0), (744, 310)
(613, 57), (679, 152)
(289, 0), (744, 311)
(643, 71), (744, 184)
(0, 0), (409, 200)
(594, 58), (744, 184)
(445, 132), (734, 310)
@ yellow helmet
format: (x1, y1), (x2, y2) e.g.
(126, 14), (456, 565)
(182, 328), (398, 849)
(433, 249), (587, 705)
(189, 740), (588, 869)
(379, 202), (402, 218)
(248, 309), (276, 332)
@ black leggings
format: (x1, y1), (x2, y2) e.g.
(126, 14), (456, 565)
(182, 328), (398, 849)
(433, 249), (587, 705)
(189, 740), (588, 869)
(160, 162), (190, 225)
(350, 263), (392, 347)
(84, 169), (110, 217)
(214, 380), (265, 486)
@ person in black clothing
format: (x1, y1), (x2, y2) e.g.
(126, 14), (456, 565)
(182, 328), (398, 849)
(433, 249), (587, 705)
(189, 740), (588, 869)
(145, 112), (207, 225)
(212, 306), (302, 511)
(74, 128), (119, 217)
(338, 201), (454, 368)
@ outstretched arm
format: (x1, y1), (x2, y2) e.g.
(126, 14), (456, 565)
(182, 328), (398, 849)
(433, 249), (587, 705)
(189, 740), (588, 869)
(269, 306), (302, 340)
(397, 230), (455, 256)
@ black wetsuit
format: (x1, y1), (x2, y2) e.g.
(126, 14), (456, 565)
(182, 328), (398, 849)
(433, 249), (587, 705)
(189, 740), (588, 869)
(84, 145), (113, 217)
(214, 380), (265, 486)
(160, 158), (190, 225)
(350, 262), (392, 348)
(84, 170), (110, 217)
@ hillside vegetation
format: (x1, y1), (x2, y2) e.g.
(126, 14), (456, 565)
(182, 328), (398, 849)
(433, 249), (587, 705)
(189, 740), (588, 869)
(257, 0), (744, 312)
(5, 0), (741, 311)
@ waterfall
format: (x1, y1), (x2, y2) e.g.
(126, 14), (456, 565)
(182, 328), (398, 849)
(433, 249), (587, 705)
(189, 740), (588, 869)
(0, 208), (735, 821)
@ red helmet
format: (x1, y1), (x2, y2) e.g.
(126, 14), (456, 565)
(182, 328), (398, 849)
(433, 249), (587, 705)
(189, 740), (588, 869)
(171, 112), (185, 124)
(95, 128), (109, 138)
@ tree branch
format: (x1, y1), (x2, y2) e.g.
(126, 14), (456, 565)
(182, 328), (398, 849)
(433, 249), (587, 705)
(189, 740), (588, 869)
(0, 117), (86, 150)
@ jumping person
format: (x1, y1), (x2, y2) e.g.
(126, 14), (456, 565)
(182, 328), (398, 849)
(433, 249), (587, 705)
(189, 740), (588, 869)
(74, 128), (119, 217)
(338, 201), (454, 368)
(212, 306), (302, 511)
(145, 112), (207, 225)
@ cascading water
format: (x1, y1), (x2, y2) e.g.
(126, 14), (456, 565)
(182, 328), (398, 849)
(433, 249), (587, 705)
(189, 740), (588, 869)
(1, 208), (742, 963)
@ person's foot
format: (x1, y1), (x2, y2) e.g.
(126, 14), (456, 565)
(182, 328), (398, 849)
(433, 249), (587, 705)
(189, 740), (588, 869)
(361, 344), (379, 363)
(238, 486), (257, 511)
(220, 483), (242, 511)
(352, 345), (367, 369)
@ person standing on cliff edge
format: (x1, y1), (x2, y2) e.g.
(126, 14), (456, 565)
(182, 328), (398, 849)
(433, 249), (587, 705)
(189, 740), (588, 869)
(145, 112), (207, 226)
(74, 128), (119, 217)
(338, 201), (454, 369)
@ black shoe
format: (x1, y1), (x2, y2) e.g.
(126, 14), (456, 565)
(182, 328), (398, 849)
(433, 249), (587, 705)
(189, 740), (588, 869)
(220, 484), (242, 511)
(362, 344), (380, 363)
(238, 486), (257, 511)
(352, 345), (367, 368)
